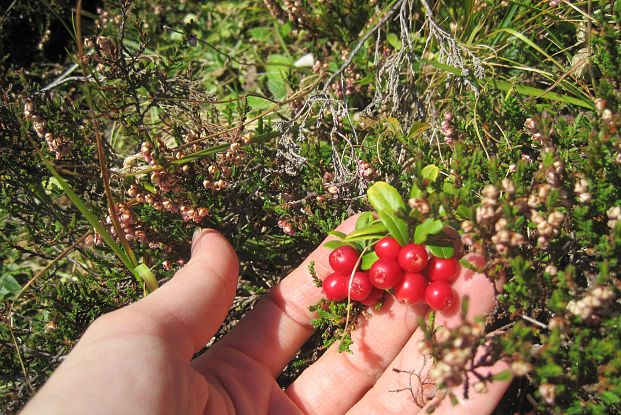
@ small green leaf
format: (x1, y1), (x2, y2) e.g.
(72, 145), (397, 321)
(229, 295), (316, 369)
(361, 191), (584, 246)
(345, 223), (387, 240)
(459, 257), (480, 271)
(455, 204), (473, 220)
(355, 212), (375, 230)
(265, 54), (292, 99)
(384, 117), (403, 135)
(410, 183), (423, 199)
(338, 332), (353, 353)
(367, 182), (406, 214)
(343, 234), (386, 243)
(413, 218), (444, 244)
(267, 78), (287, 100)
(378, 209), (409, 246)
(386, 32), (401, 50)
(134, 264), (158, 293)
(328, 230), (347, 239)
(0, 274), (21, 300)
(493, 370), (513, 381)
(442, 181), (457, 195)
(421, 164), (440, 183)
(407, 121), (431, 139)
(361, 251), (380, 270)
(323, 240), (349, 250)
(427, 245), (455, 259)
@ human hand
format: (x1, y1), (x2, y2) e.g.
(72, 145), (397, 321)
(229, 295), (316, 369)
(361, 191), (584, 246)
(22, 216), (511, 415)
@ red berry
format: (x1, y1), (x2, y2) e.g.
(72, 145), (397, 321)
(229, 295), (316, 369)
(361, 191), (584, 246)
(322, 272), (348, 301)
(329, 245), (359, 273)
(375, 237), (402, 259)
(369, 258), (403, 289)
(398, 244), (429, 272)
(360, 287), (384, 306)
(394, 273), (427, 304)
(427, 257), (459, 282)
(425, 281), (455, 311)
(348, 271), (373, 301)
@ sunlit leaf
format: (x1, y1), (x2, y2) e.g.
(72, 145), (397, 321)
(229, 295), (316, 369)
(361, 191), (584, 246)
(367, 182), (406, 214)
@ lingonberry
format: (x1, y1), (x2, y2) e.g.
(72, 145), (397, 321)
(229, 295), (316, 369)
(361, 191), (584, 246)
(348, 271), (373, 301)
(427, 256), (459, 282)
(393, 273), (427, 304)
(360, 287), (384, 306)
(375, 237), (402, 259)
(397, 243), (428, 272)
(329, 245), (359, 274)
(369, 258), (403, 289)
(425, 281), (455, 311)
(322, 272), (348, 301)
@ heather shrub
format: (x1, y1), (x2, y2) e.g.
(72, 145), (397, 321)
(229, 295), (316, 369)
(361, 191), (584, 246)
(1, 0), (620, 413)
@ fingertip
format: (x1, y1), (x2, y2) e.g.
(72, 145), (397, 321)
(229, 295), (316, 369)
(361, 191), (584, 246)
(135, 229), (240, 356)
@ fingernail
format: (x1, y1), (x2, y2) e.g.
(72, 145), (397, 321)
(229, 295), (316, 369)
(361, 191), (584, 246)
(191, 227), (203, 256)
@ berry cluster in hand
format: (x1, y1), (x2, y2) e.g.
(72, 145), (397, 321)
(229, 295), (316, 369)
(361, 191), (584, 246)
(322, 237), (460, 311)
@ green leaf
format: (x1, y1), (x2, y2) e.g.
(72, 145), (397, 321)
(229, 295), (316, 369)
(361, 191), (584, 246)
(493, 370), (513, 381)
(355, 212), (375, 230)
(247, 95), (274, 110)
(383, 117), (403, 135)
(410, 183), (423, 199)
(134, 264), (158, 293)
(267, 78), (287, 100)
(328, 230), (347, 239)
(0, 274), (21, 300)
(248, 27), (271, 42)
(323, 240), (344, 250)
(427, 245), (455, 259)
(407, 121), (431, 139)
(459, 257), (480, 271)
(455, 205), (473, 220)
(265, 54), (292, 99)
(361, 252), (380, 270)
(414, 218), (444, 244)
(386, 32), (401, 50)
(343, 235), (385, 243)
(421, 164), (440, 183)
(442, 181), (457, 196)
(367, 182), (406, 214)
(378, 209), (409, 246)
(344, 223), (387, 240)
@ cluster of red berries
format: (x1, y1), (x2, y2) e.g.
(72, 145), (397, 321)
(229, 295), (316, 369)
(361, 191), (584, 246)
(322, 237), (460, 311)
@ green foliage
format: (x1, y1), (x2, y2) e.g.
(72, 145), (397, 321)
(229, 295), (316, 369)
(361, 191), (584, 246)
(2, 0), (621, 413)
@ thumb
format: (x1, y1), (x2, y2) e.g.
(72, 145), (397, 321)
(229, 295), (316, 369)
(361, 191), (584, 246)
(134, 228), (239, 358)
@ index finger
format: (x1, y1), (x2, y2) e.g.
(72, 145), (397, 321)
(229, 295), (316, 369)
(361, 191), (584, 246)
(194, 214), (360, 377)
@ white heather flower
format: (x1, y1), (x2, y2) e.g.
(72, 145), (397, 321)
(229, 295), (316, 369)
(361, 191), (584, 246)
(482, 184), (499, 199)
(511, 361), (532, 377)
(294, 53), (315, 68)
(602, 109), (613, 122)
(473, 382), (488, 394)
(594, 98), (606, 111)
(539, 383), (556, 405)
(574, 178), (589, 194)
(502, 178), (515, 194)
(607, 206), (621, 220)
(435, 326), (451, 343)
(545, 265), (558, 276)
(591, 286), (614, 301)
(577, 193), (592, 203)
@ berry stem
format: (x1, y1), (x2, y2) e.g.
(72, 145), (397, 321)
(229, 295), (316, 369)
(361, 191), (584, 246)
(343, 244), (373, 345)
